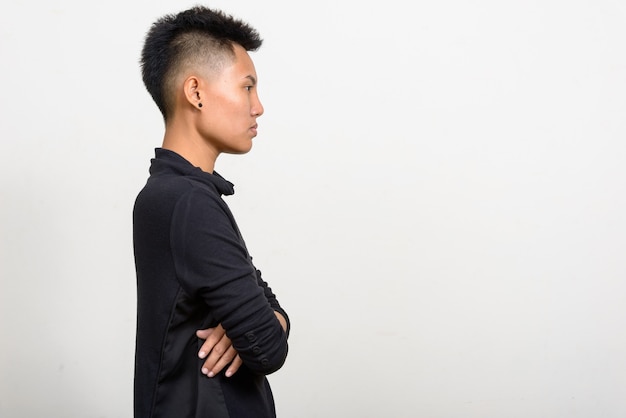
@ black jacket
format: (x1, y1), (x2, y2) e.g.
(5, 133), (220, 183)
(133, 149), (289, 417)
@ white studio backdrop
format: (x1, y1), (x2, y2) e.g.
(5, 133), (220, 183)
(1, 0), (625, 417)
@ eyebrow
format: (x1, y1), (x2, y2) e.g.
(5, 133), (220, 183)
(245, 75), (257, 85)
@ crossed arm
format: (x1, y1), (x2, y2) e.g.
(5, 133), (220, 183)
(172, 190), (289, 378)
(197, 311), (288, 378)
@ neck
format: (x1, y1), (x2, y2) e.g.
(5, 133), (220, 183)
(161, 117), (218, 173)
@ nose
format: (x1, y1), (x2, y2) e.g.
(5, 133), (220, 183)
(252, 92), (264, 117)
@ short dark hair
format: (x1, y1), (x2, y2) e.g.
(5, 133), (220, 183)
(140, 6), (263, 120)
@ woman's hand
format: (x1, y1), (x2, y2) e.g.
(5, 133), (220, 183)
(196, 324), (243, 378)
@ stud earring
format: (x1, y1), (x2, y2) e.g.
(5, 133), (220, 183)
(198, 103), (203, 108)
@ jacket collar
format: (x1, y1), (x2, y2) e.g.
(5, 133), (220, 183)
(149, 148), (235, 196)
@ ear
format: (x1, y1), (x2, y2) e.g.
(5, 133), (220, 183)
(183, 76), (203, 109)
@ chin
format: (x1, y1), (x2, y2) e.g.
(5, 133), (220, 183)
(227, 143), (253, 155)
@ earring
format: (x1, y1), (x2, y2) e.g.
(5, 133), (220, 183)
(198, 103), (203, 108)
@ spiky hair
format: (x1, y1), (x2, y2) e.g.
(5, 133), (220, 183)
(140, 6), (262, 120)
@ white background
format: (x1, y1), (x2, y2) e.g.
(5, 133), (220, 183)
(1, 0), (625, 417)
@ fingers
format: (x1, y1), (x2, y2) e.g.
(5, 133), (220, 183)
(197, 324), (226, 359)
(225, 355), (243, 378)
(195, 328), (214, 339)
(197, 324), (241, 378)
(202, 345), (238, 377)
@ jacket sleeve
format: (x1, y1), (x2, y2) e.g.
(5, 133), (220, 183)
(254, 268), (291, 337)
(170, 188), (288, 375)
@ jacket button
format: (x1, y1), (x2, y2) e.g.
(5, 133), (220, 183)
(245, 332), (256, 342)
(252, 346), (261, 354)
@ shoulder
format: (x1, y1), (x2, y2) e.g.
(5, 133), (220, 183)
(135, 174), (230, 231)
(139, 173), (221, 205)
